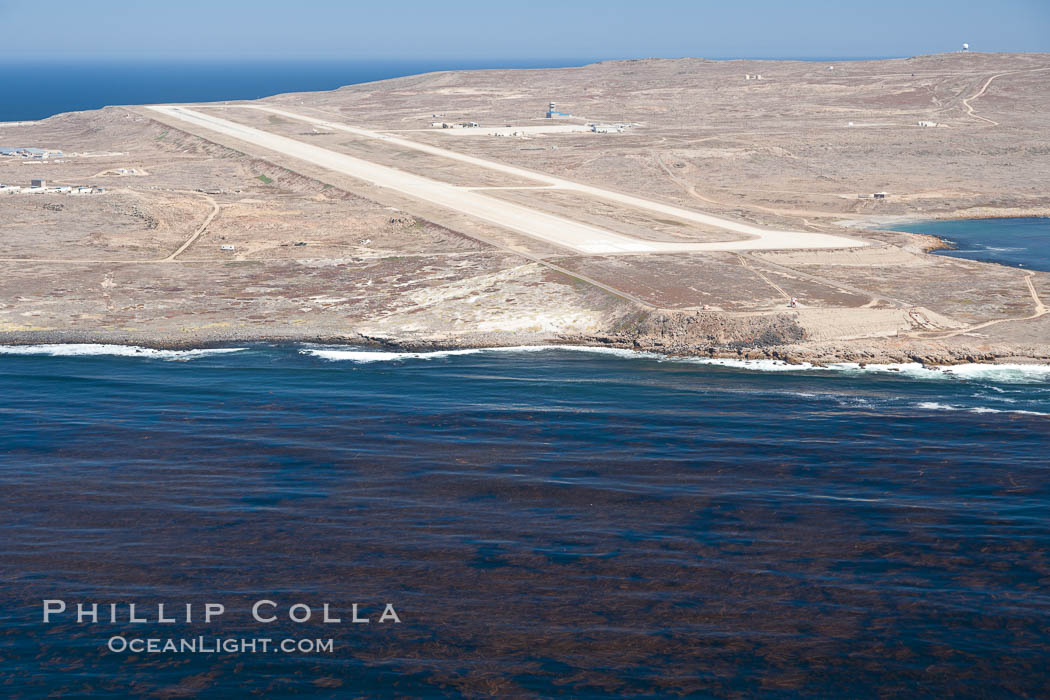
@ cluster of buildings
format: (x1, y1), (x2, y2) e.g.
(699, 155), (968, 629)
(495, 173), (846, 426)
(0, 147), (64, 160)
(0, 178), (105, 196)
(427, 103), (631, 137)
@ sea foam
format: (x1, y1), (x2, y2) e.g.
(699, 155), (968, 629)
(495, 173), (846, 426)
(0, 344), (245, 361)
(915, 401), (1048, 417)
(301, 348), (484, 363)
(300, 345), (1050, 383)
(299, 344), (658, 363)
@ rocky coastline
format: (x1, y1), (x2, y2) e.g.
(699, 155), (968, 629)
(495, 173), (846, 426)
(3, 310), (1048, 369)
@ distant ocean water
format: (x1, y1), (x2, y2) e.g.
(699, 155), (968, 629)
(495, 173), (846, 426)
(0, 56), (900, 122)
(2, 343), (1049, 696)
(0, 59), (591, 122)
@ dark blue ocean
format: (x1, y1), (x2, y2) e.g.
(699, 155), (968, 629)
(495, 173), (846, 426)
(0, 59), (591, 122)
(1, 343), (1049, 697)
(888, 217), (1050, 271)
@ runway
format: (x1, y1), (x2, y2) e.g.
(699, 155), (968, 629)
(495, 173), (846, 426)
(149, 105), (865, 254)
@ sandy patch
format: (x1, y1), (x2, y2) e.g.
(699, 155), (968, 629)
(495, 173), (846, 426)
(755, 246), (933, 267)
(795, 307), (963, 342)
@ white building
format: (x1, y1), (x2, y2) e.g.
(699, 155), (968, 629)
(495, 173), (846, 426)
(591, 123), (630, 134)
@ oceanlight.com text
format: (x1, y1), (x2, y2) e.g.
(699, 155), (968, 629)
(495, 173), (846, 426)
(107, 636), (335, 654)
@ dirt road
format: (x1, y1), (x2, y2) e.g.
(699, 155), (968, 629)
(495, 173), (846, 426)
(962, 67), (1050, 127)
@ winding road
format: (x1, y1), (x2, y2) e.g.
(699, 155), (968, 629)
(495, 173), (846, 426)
(961, 66), (1050, 127)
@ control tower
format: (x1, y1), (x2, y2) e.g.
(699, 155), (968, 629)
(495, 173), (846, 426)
(546, 102), (571, 119)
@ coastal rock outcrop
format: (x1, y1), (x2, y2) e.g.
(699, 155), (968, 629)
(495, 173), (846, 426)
(606, 309), (807, 351)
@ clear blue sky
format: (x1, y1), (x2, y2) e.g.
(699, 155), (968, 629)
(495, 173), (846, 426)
(1, 0), (1047, 61)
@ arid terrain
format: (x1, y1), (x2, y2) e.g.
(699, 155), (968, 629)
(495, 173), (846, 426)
(2, 52), (1049, 363)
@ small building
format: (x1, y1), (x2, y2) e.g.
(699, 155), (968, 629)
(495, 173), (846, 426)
(546, 102), (572, 118)
(31, 178), (46, 188)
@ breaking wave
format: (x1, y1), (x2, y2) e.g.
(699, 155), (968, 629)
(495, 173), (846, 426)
(300, 345), (1050, 383)
(299, 344), (655, 363)
(915, 401), (1048, 417)
(0, 344), (246, 361)
(302, 348), (484, 363)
